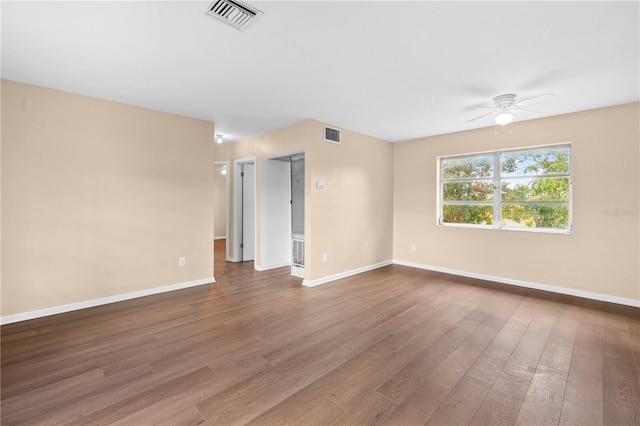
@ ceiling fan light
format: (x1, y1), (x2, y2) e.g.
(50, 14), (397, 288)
(495, 112), (513, 126)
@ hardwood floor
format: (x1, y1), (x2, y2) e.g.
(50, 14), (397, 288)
(2, 239), (639, 425)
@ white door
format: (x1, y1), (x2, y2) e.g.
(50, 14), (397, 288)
(241, 163), (255, 261)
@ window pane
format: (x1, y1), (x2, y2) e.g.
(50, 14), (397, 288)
(442, 155), (493, 179)
(502, 177), (570, 202)
(443, 180), (494, 202)
(501, 203), (570, 229)
(443, 204), (493, 225)
(501, 147), (570, 176)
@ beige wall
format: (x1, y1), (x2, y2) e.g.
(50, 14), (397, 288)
(1, 80), (215, 317)
(3, 79), (635, 319)
(226, 119), (394, 282)
(393, 103), (640, 302)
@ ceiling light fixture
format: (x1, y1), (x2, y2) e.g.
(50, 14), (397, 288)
(495, 112), (513, 126)
(216, 134), (223, 144)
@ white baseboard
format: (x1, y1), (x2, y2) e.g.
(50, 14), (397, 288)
(302, 260), (393, 287)
(226, 256), (240, 262)
(0, 277), (216, 325)
(6, 260), (635, 325)
(393, 259), (640, 308)
(255, 262), (290, 272)
(214, 236), (227, 240)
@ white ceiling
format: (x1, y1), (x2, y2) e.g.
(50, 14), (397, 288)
(2, 1), (639, 143)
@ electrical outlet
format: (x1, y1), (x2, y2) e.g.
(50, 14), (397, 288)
(410, 244), (416, 252)
(322, 253), (328, 263)
(179, 257), (186, 267)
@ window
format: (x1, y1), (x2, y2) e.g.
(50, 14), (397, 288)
(439, 144), (572, 233)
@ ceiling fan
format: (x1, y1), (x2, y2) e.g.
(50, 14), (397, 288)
(467, 93), (555, 125)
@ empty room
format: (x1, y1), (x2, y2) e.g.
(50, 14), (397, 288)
(1, 1), (639, 425)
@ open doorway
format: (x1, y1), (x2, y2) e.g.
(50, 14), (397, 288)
(233, 158), (256, 262)
(261, 152), (305, 277)
(214, 161), (230, 261)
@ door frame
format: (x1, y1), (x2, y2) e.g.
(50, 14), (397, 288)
(233, 156), (257, 263)
(259, 150), (305, 271)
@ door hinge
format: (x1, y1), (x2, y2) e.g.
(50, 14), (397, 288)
(240, 243), (244, 249)
(241, 172), (245, 177)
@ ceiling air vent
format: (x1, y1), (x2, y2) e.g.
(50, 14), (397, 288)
(324, 126), (341, 144)
(204, 0), (263, 32)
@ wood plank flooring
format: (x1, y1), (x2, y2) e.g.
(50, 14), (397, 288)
(2, 239), (639, 425)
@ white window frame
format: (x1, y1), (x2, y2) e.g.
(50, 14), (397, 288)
(437, 143), (572, 234)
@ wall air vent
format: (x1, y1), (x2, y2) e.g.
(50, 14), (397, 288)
(204, 0), (263, 32)
(324, 126), (341, 144)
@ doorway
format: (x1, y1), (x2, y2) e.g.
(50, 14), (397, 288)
(214, 160), (230, 261)
(261, 152), (305, 277)
(290, 154), (305, 277)
(234, 158), (256, 262)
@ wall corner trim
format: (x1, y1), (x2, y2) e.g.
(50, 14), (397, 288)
(0, 277), (216, 325)
(302, 260), (393, 287)
(392, 259), (640, 308)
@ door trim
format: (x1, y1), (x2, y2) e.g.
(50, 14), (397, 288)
(233, 157), (256, 263)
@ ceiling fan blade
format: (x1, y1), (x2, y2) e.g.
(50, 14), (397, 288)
(468, 104), (496, 109)
(517, 93), (555, 107)
(511, 107), (541, 113)
(466, 111), (497, 122)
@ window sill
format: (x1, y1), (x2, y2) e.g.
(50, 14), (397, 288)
(437, 222), (572, 235)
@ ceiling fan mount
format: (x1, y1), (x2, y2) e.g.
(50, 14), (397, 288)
(492, 93), (517, 109)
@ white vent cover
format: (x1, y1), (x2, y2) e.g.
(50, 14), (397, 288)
(204, 0), (263, 31)
(292, 235), (304, 267)
(324, 126), (341, 144)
